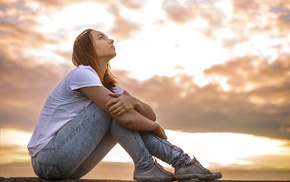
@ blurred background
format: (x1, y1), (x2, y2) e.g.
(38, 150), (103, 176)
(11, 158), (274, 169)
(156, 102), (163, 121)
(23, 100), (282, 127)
(0, 0), (290, 180)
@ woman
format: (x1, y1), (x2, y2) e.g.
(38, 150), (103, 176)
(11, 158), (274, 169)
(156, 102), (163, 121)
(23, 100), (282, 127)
(27, 28), (222, 181)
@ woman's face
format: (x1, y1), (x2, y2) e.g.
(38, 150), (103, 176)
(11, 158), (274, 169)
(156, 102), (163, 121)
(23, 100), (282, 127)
(91, 30), (116, 61)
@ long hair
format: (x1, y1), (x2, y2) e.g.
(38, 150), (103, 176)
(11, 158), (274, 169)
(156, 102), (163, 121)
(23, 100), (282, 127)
(72, 29), (117, 92)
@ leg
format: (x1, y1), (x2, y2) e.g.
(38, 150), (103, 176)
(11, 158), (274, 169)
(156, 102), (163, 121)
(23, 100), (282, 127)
(140, 132), (192, 169)
(110, 120), (153, 169)
(110, 121), (174, 181)
(140, 132), (222, 180)
(32, 104), (113, 179)
(69, 130), (117, 178)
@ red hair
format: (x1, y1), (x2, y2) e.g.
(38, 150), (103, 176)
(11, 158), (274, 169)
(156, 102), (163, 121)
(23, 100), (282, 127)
(72, 29), (117, 92)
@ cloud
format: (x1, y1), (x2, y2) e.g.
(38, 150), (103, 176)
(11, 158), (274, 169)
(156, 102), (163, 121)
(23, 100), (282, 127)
(30, 0), (85, 11)
(224, 1), (290, 52)
(0, 0), (67, 69)
(1, 0), (289, 142)
(47, 0), (145, 9)
(162, 0), (225, 28)
(37, 0), (143, 40)
(116, 55), (290, 140)
(0, 49), (71, 131)
(160, 0), (290, 57)
(231, 0), (289, 33)
(117, 0), (145, 10)
(2, 54), (287, 144)
(162, 4), (195, 24)
(0, 1), (75, 131)
(243, 155), (290, 171)
(107, 4), (141, 40)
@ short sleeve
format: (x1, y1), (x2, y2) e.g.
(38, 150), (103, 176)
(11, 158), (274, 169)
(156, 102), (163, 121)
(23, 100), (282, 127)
(114, 84), (125, 94)
(69, 66), (103, 91)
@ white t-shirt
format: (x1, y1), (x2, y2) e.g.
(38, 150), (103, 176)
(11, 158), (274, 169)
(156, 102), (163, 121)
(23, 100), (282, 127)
(27, 65), (124, 157)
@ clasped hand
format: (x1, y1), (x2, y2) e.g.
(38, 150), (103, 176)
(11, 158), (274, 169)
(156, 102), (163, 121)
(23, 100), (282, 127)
(106, 93), (167, 140)
(106, 93), (135, 116)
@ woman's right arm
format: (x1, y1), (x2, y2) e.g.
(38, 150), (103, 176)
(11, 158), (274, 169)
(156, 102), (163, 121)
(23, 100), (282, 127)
(78, 86), (165, 137)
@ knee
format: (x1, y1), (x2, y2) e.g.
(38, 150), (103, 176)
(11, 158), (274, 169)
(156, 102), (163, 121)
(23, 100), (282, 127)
(91, 104), (112, 120)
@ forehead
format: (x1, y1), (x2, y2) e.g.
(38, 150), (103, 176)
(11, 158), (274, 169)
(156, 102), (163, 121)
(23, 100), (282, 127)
(91, 30), (108, 38)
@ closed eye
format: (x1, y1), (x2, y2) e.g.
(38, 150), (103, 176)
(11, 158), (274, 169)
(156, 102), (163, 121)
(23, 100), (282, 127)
(98, 34), (108, 40)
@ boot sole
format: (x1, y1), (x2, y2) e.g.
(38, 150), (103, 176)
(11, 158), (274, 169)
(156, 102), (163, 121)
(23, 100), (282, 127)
(174, 173), (218, 181)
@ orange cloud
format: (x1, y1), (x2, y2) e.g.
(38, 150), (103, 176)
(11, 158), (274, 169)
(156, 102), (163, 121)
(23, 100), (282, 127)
(118, 0), (144, 10)
(161, 0), (290, 52)
(0, 54), (71, 131)
(1, 0), (289, 143)
(115, 55), (290, 140)
(109, 12), (140, 40)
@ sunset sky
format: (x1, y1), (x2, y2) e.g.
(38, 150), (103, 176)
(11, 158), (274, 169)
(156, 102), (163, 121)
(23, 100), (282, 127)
(1, 0), (290, 176)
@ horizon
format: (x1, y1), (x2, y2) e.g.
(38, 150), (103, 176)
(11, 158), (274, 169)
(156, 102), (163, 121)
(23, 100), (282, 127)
(1, 129), (290, 171)
(1, 161), (290, 180)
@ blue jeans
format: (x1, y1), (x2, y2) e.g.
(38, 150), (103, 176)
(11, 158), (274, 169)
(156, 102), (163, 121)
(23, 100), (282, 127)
(32, 104), (192, 179)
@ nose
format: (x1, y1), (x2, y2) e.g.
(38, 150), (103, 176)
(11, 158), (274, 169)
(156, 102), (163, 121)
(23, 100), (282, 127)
(109, 39), (114, 44)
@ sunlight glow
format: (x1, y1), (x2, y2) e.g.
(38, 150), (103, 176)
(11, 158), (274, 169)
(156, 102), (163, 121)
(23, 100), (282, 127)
(1, 129), (290, 170)
(220, 77), (231, 91)
(164, 131), (290, 169)
(103, 131), (290, 169)
(0, 129), (32, 164)
(26, 49), (66, 65)
(112, 26), (229, 81)
(35, 2), (114, 34)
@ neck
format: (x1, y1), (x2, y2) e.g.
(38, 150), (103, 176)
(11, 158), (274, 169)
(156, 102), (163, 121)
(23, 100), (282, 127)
(98, 59), (108, 78)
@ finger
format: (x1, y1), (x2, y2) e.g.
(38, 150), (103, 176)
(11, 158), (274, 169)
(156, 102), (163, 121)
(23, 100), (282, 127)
(112, 108), (123, 115)
(109, 93), (121, 98)
(111, 109), (119, 115)
(106, 99), (118, 107)
(108, 104), (120, 112)
(110, 108), (119, 115)
(116, 108), (127, 116)
(111, 105), (126, 114)
(120, 108), (128, 114)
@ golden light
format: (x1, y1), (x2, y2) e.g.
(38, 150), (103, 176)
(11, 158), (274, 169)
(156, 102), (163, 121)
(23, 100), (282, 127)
(163, 131), (290, 169)
(0, 129), (32, 164)
(1, 128), (290, 171)
(96, 130), (290, 170)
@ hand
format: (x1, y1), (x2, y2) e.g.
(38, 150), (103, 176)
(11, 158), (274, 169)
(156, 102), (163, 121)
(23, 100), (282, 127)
(106, 93), (136, 115)
(153, 125), (167, 140)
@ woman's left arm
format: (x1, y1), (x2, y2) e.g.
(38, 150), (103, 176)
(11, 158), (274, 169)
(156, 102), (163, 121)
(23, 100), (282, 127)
(106, 90), (157, 121)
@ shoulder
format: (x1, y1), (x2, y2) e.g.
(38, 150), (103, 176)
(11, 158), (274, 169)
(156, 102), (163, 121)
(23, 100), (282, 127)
(73, 65), (96, 74)
(70, 65), (98, 79)
(67, 65), (103, 90)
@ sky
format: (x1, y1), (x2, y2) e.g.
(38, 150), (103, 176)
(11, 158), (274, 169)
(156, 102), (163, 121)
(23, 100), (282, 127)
(0, 0), (290, 175)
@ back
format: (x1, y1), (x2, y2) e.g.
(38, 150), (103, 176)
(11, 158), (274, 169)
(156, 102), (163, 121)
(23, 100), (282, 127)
(27, 65), (103, 157)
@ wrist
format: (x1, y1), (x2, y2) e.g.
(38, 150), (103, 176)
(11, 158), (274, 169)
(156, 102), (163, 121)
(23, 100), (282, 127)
(133, 98), (141, 109)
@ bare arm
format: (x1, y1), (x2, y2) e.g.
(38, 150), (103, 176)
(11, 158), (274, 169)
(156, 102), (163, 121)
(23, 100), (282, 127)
(78, 86), (160, 132)
(124, 91), (156, 121)
(107, 90), (156, 121)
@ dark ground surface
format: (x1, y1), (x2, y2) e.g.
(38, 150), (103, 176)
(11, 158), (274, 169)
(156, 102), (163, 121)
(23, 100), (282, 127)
(1, 177), (290, 182)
